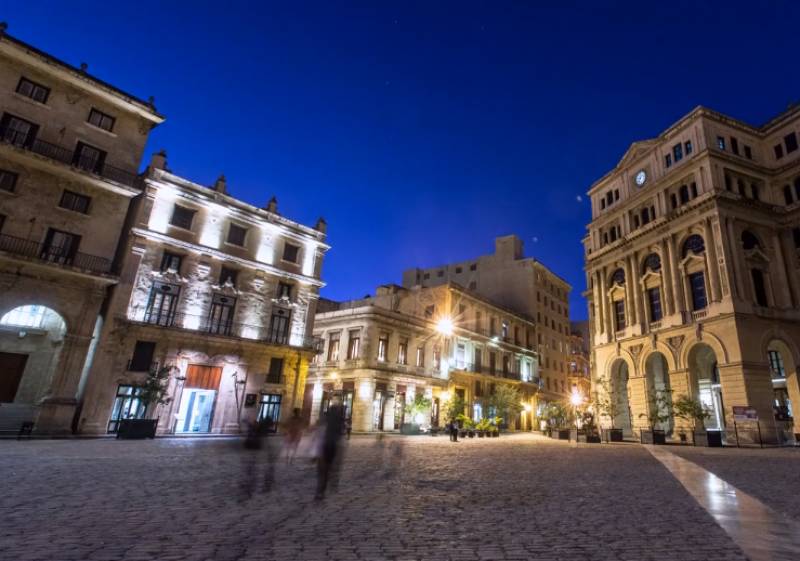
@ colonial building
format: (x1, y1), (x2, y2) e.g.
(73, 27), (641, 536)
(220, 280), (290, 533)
(585, 104), (800, 442)
(76, 154), (328, 435)
(402, 234), (570, 404)
(0, 27), (163, 433)
(307, 283), (540, 432)
(568, 320), (591, 399)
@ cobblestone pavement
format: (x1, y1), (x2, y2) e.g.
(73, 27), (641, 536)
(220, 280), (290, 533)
(670, 445), (800, 523)
(1, 434), (749, 561)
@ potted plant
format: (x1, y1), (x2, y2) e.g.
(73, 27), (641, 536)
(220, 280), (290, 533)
(541, 401), (571, 439)
(117, 365), (172, 439)
(639, 388), (672, 445)
(673, 394), (720, 447)
(486, 385), (524, 432)
(475, 418), (488, 437)
(444, 395), (466, 436)
(577, 410), (601, 443)
(595, 376), (624, 442)
(491, 416), (502, 437)
(403, 394), (432, 434)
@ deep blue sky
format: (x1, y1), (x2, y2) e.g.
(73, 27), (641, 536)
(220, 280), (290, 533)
(7, 1), (800, 318)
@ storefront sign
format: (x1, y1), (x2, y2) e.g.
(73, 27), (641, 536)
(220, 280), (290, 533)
(732, 406), (758, 421)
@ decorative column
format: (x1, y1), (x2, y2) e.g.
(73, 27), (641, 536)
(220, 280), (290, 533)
(778, 230), (800, 308)
(624, 258), (636, 327)
(660, 239), (675, 315)
(592, 270), (603, 336)
(598, 268), (609, 335)
(771, 231), (793, 309)
(667, 235), (685, 314)
(703, 219), (721, 303)
(726, 218), (746, 300)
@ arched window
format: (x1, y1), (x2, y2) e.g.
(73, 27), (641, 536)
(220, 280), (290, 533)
(611, 268), (626, 285)
(679, 185), (689, 204)
(643, 253), (662, 273)
(751, 268), (768, 307)
(682, 234), (705, 258)
(741, 230), (760, 250)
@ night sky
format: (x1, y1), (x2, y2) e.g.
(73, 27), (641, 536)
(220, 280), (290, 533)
(6, 1), (800, 318)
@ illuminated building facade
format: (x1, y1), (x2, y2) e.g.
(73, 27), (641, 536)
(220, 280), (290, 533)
(585, 104), (800, 442)
(308, 283), (540, 432)
(0, 27), (163, 433)
(77, 154), (328, 435)
(568, 320), (591, 399)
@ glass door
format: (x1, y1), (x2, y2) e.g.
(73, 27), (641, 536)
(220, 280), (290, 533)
(176, 388), (216, 433)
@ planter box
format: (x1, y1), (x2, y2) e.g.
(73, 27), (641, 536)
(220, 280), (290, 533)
(693, 430), (722, 447)
(640, 429), (666, 445)
(400, 423), (420, 435)
(602, 428), (624, 442)
(551, 429), (570, 440)
(576, 430), (601, 443)
(116, 418), (158, 439)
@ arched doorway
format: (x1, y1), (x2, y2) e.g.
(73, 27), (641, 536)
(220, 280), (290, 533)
(766, 339), (798, 435)
(609, 359), (633, 435)
(687, 343), (723, 430)
(0, 306), (67, 419)
(644, 352), (673, 434)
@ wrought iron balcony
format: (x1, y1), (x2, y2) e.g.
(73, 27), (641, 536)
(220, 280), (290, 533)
(0, 128), (139, 188)
(0, 232), (112, 275)
(125, 308), (321, 350)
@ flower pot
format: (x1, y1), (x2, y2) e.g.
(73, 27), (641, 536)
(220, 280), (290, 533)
(477, 430), (485, 438)
(603, 428), (624, 442)
(557, 429), (570, 440)
(586, 434), (601, 443)
(492, 431), (499, 438)
(467, 430), (475, 438)
(693, 430), (722, 447)
(640, 429), (666, 445)
(459, 430), (467, 438)
(116, 418), (158, 439)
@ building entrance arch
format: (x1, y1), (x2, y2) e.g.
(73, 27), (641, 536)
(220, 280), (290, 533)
(687, 343), (723, 430)
(643, 352), (673, 434)
(608, 358), (633, 435)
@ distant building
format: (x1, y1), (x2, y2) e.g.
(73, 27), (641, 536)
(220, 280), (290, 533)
(402, 234), (571, 403)
(308, 283), (540, 432)
(0, 27), (163, 433)
(78, 155), (329, 435)
(584, 104), (800, 442)
(567, 320), (591, 399)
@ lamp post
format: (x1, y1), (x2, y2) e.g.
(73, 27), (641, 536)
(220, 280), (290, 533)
(570, 390), (583, 430)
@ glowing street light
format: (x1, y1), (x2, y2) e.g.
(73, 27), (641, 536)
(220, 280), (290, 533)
(570, 391), (583, 407)
(436, 317), (454, 336)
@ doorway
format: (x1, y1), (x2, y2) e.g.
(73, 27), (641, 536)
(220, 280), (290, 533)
(0, 352), (28, 402)
(176, 389), (216, 433)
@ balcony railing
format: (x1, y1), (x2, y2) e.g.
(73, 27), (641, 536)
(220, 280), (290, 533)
(0, 232), (112, 275)
(450, 361), (533, 382)
(125, 309), (321, 350)
(0, 128), (139, 188)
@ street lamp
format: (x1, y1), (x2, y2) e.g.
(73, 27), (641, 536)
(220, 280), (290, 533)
(570, 390), (583, 430)
(435, 317), (454, 336)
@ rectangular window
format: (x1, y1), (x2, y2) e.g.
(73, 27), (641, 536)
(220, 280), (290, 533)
(277, 282), (292, 300)
(647, 288), (662, 322)
(398, 339), (408, 365)
(489, 352), (497, 375)
(0, 113), (38, 147)
(328, 332), (341, 361)
(160, 251), (183, 273)
(685, 140), (693, 155)
(170, 204), (196, 230)
(16, 77), (50, 104)
(455, 266), (462, 274)
(774, 144), (784, 159)
(416, 346), (424, 367)
(474, 348), (482, 372)
(282, 242), (300, 263)
(107, 385), (146, 433)
(258, 394), (282, 428)
(207, 293), (236, 335)
(614, 300), (625, 332)
(41, 228), (81, 265)
(784, 185), (794, 205)
(470, 263), (477, 271)
(377, 335), (388, 362)
(72, 141), (106, 173)
(751, 269), (768, 307)
(0, 169), (19, 192)
(717, 136), (726, 150)
(268, 311), (290, 344)
(673, 143), (683, 162)
(218, 266), (237, 287)
(785, 132), (799, 153)
(226, 223), (247, 246)
(266, 358), (284, 384)
(128, 341), (156, 372)
(793, 227), (800, 249)
(730, 136), (739, 155)
(665, 154), (672, 168)
(433, 348), (441, 369)
(744, 145), (752, 159)
(87, 108), (115, 132)
(0, 213), (5, 233)
(58, 190), (91, 214)
(347, 330), (360, 359)
(144, 281), (180, 326)
(768, 350), (786, 378)
(689, 272), (707, 311)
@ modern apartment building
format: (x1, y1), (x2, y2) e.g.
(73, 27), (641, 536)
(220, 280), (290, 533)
(584, 104), (800, 441)
(0, 27), (163, 433)
(307, 283), (540, 432)
(78, 154), (329, 435)
(402, 234), (571, 403)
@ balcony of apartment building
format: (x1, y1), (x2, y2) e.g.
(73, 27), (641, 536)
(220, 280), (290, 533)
(0, 231), (114, 277)
(124, 307), (322, 351)
(449, 359), (541, 387)
(0, 117), (139, 188)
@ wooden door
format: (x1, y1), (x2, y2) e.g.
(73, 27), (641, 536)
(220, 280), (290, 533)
(0, 352), (28, 402)
(185, 365), (222, 390)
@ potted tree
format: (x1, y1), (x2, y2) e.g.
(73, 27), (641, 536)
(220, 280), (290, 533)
(673, 394), (720, 447)
(403, 394), (432, 435)
(444, 394), (466, 436)
(639, 388), (672, 445)
(577, 410), (601, 443)
(542, 402), (571, 439)
(595, 376), (624, 442)
(117, 365), (172, 439)
(490, 416), (502, 437)
(486, 385), (524, 432)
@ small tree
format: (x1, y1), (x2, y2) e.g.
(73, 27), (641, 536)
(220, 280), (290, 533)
(594, 375), (621, 429)
(486, 385), (524, 425)
(404, 394), (432, 425)
(672, 394), (711, 433)
(138, 365), (173, 419)
(580, 409), (598, 436)
(444, 394), (466, 424)
(639, 388), (673, 431)
(541, 401), (571, 430)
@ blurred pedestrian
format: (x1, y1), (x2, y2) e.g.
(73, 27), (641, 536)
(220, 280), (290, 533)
(315, 401), (345, 500)
(344, 416), (352, 440)
(239, 416), (275, 501)
(449, 421), (459, 442)
(283, 408), (304, 465)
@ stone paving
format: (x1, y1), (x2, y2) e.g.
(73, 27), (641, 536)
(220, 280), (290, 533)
(0, 434), (750, 561)
(670, 445), (800, 523)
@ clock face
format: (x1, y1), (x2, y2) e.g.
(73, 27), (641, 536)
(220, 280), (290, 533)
(635, 170), (647, 186)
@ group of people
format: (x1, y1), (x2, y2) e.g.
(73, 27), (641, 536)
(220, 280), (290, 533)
(240, 402), (349, 501)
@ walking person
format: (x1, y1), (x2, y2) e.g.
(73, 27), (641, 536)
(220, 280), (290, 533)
(283, 408), (304, 465)
(450, 420), (459, 442)
(315, 401), (345, 501)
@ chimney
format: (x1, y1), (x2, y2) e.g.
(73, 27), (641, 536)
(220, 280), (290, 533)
(213, 174), (227, 194)
(265, 196), (278, 214)
(149, 149), (167, 171)
(314, 216), (327, 234)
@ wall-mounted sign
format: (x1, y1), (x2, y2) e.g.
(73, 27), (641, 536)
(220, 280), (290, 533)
(732, 406), (758, 421)
(244, 393), (257, 408)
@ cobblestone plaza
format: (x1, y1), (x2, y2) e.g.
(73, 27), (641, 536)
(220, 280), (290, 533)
(3, 434), (799, 561)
